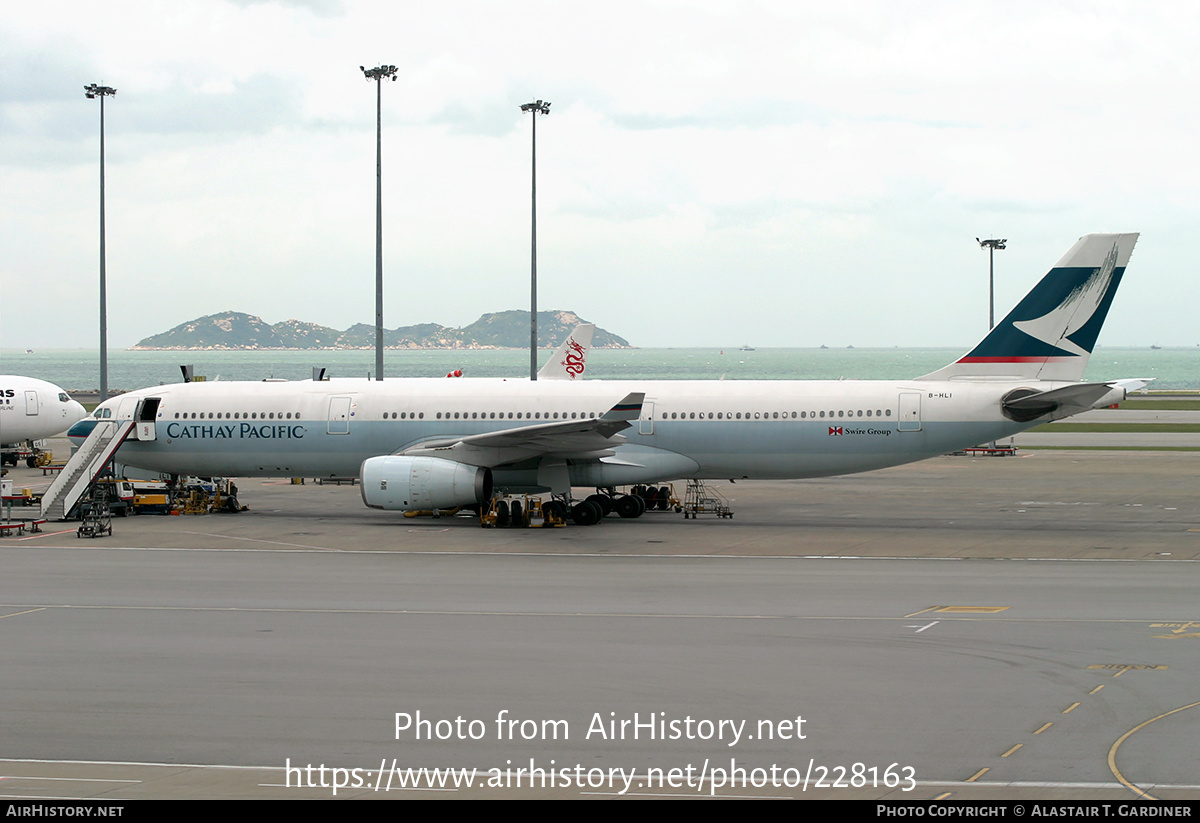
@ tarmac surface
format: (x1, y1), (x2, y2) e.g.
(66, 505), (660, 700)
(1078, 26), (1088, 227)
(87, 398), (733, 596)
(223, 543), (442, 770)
(2, 438), (1199, 801)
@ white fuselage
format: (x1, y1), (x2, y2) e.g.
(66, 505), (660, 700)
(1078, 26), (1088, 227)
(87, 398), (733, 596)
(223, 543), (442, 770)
(93, 377), (1051, 487)
(0, 376), (88, 446)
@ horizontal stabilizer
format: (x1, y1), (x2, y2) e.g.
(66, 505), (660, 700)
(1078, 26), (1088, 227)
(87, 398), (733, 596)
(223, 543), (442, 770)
(1001, 379), (1153, 423)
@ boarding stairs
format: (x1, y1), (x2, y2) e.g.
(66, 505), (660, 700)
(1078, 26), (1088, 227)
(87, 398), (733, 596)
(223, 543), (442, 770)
(40, 420), (135, 521)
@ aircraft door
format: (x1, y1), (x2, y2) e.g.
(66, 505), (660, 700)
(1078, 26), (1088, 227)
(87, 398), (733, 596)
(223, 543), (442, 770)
(24, 390), (38, 415)
(135, 397), (161, 441)
(116, 396), (139, 419)
(639, 400), (656, 435)
(898, 392), (922, 431)
(327, 396), (352, 434)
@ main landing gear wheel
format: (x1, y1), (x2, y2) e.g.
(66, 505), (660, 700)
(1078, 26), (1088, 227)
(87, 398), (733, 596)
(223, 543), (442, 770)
(614, 494), (645, 519)
(585, 494), (614, 517)
(571, 500), (603, 526)
(654, 486), (671, 510)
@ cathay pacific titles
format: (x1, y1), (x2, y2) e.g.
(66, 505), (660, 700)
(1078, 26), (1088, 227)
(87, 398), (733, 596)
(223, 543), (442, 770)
(164, 422), (306, 439)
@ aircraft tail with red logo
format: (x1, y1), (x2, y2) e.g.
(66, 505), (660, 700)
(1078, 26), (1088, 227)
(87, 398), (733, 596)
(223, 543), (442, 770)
(918, 233), (1139, 382)
(538, 324), (595, 381)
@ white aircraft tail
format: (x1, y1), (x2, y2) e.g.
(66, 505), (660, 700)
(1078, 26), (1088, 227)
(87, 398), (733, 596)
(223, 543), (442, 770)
(919, 233), (1138, 382)
(538, 324), (595, 380)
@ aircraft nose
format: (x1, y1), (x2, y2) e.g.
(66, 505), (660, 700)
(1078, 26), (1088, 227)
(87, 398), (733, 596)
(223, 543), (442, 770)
(66, 417), (98, 446)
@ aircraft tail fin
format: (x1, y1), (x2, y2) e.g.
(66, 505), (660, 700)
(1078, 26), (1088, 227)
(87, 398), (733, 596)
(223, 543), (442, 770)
(538, 324), (595, 381)
(918, 233), (1138, 382)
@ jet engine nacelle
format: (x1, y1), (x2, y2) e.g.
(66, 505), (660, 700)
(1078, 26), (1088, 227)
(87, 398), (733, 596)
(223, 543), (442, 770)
(360, 455), (492, 511)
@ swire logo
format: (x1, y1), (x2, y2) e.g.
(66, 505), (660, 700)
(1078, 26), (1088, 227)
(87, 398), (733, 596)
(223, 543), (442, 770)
(828, 427), (843, 436)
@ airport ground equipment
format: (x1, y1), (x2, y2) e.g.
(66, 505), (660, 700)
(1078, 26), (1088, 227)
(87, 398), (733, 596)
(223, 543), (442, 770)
(956, 445), (1018, 457)
(2, 476), (38, 508)
(682, 480), (733, 519)
(173, 478), (244, 515)
(181, 487), (210, 515)
(131, 490), (172, 515)
(0, 518), (45, 537)
(404, 505), (464, 519)
(76, 484), (113, 538)
(0, 521), (27, 536)
(1, 441), (52, 469)
(107, 478), (174, 515)
(479, 495), (567, 528)
(40, 419), (134, 520)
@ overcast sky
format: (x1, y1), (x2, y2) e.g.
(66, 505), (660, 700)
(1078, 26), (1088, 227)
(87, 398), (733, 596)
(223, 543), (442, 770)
(2, 0), (1195, 351)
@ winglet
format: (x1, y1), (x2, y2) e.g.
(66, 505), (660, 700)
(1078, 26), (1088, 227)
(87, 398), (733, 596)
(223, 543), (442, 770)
(538, 324), (595, 380)
(601, 392), (645, 421)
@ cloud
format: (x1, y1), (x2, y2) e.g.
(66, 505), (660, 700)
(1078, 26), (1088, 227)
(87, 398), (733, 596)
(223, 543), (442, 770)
(2, 1), (1197, 350)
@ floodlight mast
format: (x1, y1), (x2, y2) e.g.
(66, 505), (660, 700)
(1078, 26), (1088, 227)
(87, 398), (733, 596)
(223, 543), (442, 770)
(361, 65), (398, 380)
(976, 237), (1007, 330)
(85, 84), (117, 402)
(520, 100), (551, 380)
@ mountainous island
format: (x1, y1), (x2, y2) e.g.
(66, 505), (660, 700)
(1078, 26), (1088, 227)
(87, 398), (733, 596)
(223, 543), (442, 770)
(129, 310), (631, 350)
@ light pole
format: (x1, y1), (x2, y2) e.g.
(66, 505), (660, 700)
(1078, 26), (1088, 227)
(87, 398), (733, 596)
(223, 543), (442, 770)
(977, 237), (1006, 451)
(976, 237), (1006, 330)
(361, 64), (397, 380)
(520, 99), (550, 380)
(85, 83), (116, 401)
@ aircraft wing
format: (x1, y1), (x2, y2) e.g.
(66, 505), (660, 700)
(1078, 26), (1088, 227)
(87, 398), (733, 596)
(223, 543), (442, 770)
(400, 392), (645, 467)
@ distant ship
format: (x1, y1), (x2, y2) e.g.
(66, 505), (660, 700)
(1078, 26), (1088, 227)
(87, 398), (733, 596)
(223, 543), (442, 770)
(739, 345), (755, 352)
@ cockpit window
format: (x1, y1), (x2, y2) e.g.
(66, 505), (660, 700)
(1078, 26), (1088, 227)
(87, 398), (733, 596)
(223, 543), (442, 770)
(59, 393), (70, 402)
